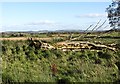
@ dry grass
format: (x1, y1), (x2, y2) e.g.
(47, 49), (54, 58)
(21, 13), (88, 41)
(0, 37), (52, 41)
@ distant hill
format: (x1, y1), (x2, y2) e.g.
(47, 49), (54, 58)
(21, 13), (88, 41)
(1, 28), (120, 34)
(105, 28), (120, 33)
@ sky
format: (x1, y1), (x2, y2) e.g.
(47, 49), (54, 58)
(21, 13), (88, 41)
(1, 1), (113, 31)
(0, 0), (112, 2)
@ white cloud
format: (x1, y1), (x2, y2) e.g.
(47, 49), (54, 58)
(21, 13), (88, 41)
(76, 13), (107, 18)
(2, 20), (64, 31)
(2, 19), (111, 32)
(26, 20), (56, 25)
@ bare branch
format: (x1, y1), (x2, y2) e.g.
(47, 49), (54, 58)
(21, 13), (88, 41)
(91, 19), (101, 32)
(95, 20), (107, 31)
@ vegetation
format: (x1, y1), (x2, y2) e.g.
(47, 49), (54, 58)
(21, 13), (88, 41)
(1, 30), (120, 83)
(1, 0), (120, 83)
(106, 0), (120, 29)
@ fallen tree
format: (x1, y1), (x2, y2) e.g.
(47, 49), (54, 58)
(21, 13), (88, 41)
(56, 41), (116, 51)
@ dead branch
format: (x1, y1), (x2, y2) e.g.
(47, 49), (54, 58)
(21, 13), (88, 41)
(91, 19), (101, 32)
(95, 20), (107, 31)
(70, 24), (94, 41)
(57, 41), (116, 52)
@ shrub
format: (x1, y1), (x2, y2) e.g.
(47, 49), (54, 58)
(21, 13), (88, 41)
(97, 51), (112, 59)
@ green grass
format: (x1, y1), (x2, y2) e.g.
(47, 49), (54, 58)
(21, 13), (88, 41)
(1, 31), (120, 83)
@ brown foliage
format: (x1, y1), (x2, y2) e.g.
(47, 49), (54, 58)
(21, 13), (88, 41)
(51, 64), (57, 76)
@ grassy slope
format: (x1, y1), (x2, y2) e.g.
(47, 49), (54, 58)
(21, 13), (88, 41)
(1, 31), (120, 83)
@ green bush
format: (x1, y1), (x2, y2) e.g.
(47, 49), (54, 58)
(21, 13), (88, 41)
(97, 51), (112, 59)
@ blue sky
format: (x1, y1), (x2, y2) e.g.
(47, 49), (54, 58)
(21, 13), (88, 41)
(1, 2), (112, 31)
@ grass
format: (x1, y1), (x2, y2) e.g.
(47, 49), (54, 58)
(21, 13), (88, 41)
(1, 31), (120, 83)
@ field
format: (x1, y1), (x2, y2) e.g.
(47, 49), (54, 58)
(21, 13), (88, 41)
(1, 30), (120, 83)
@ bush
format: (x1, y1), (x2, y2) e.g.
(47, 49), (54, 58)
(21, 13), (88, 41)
(97, 51), (112, 59)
